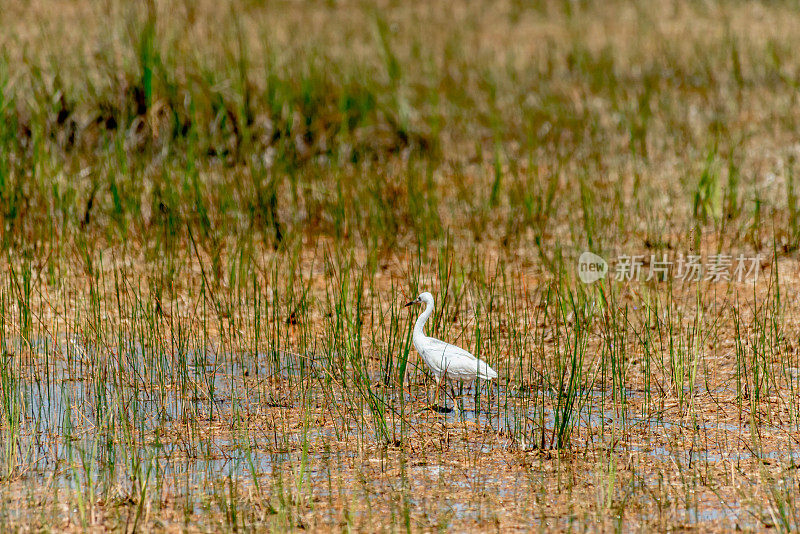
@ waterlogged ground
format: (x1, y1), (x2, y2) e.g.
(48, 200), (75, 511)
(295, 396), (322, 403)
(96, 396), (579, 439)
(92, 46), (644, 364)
(6, 0), (800, 530)
(4, 284), (800, 533)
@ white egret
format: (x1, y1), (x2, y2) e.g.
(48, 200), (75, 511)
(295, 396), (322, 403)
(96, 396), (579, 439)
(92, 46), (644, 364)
(404, 291), (497, 412)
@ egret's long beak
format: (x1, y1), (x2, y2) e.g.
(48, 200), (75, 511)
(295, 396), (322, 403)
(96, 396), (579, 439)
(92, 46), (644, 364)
(403, 300), (415, 307)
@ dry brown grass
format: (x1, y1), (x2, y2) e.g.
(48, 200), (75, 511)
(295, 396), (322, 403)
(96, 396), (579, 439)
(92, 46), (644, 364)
(4, 0), (800, 531)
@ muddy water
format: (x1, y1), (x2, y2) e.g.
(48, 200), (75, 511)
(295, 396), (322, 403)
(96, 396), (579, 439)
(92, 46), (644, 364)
(3, 336), (793, 529)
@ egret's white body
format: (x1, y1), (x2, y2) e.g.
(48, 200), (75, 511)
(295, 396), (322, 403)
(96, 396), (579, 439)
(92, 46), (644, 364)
(405, 292), (497, 409)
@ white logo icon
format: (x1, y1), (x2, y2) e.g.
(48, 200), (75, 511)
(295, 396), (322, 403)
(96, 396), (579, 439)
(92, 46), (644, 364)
(578, 252), (608, 284)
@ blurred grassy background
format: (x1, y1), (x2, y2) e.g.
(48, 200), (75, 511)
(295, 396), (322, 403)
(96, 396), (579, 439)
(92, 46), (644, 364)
(2, 0), (800, 269)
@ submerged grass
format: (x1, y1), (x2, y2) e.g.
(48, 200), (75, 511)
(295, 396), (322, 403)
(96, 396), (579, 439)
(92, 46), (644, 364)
(3, 0), (800, 530)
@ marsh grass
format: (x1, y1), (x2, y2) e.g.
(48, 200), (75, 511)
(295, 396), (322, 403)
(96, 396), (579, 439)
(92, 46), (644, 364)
(3, 0), (800, 530)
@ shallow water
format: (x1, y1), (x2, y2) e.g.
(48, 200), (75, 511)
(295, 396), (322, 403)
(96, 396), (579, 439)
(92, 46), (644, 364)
(3, 335), (795, 529)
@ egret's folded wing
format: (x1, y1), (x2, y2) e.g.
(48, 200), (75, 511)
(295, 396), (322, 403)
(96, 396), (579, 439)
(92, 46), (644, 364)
(421, 338), (496, 380)
(423, 338), (477, 362)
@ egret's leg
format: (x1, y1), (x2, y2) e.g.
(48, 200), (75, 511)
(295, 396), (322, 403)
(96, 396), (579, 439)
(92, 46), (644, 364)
(449, 382), (460, 414)
(433, 377), (440, 409)
(435, 377), (450, 412)
(469, 380), (477, 412)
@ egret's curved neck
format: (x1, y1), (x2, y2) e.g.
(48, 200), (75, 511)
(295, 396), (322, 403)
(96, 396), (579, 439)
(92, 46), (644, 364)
(414, 300), (434, 338)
